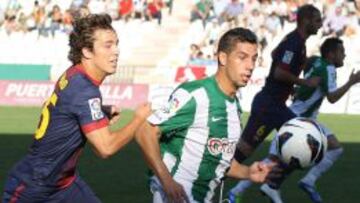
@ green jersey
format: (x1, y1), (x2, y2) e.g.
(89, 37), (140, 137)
(148, 76), (242, 203)
(290, 56), (337, 118)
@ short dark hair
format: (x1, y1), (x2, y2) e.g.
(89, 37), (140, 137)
(297, 4), (320, 24)
(217, 27), (258, 54)
(68, 14), (114, 65)
(320, 37), (343, 57)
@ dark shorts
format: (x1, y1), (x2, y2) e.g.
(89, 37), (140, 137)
(2, 175), (101, 203)
(241, 91), (296, 147)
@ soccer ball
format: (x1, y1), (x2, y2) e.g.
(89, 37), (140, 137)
(276, 117), (327, 169)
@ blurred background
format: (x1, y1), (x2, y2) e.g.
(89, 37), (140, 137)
(0, 0), (359, 202)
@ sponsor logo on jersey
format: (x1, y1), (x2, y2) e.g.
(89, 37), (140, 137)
(282, 50), (294, 64)
(88, 98), (104, 120)
(207, 138), (236, 156)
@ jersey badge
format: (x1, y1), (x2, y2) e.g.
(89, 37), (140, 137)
(88, 98), (104, 120)
(282, 50), (294, 64)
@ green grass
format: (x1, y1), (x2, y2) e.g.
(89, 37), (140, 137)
(0, 106), (359, 202)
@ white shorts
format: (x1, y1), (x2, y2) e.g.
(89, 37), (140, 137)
(150, 176), (168, 203)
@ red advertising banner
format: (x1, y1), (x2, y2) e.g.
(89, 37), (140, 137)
(0, 80), (148, 109)
(174, 66), (207, 83)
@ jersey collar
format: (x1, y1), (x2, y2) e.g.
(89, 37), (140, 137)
(75, 64), (102, 86)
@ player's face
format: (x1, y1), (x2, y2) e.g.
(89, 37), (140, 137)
(224, 42), (258, 88)
(91, 29), (119, 75)
(334, 44), (345, 68)
(306, 11), (322, 35)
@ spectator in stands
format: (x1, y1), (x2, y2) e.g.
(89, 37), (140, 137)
(243, 0), (260, 16)
(190, 0), (211, 28)
(79, 5), (90, 18)
(257, 25), (270, 67)
(213, 0), (230, 24)
(164, 0), (173, 15)
(323, 6), (348, 37)
(221, 0), (244, 28)
(355, 1), (360, 23)
(247, 8), (264, 35)
(105, 0), (120, 20)
(272, 0), (288, 28)
(88, 0), (107, 14)
(287, 0), (299, 23)
(265, 12), (281, 37)
(119, 0), (133, 22)
(71, 0), (88, 10)
(3, 12), (17, 35)
(49, 5), (62, 37)
(189, 43), (201, 61)
(344, 7), (359, 37)
(17, 12), (29, 34)
(0, 6), (4, 27)
(145, 0), (164, 25)
(62, 9), (73, 34)
(30, 1), (47, 38)
(133, 0), (146, 20)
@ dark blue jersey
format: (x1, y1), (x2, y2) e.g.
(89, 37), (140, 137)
(9, 64), (109, 191)
(262, 30), (307, 103)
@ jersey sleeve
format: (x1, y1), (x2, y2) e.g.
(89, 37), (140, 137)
(148, 87), (196, 137)
(71, 84), (109, 134)
(324, 65), (337, 93)
(276, 43), (302, 73)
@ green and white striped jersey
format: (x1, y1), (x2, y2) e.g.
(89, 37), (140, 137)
(148, 76), (242, 203)
(290, 56), (337, 119)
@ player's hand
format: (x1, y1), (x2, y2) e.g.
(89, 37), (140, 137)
(248, 161), (275, 183)
(134, 103), (152, 121)
(162, 178), (190, 203)
(102, 105), (120, 125)
(305, 76), (321, 87)
(349, 69), (360, 85)
(109, 106), (120, 125)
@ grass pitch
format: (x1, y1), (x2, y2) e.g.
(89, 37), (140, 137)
(0, 106), (359, 202)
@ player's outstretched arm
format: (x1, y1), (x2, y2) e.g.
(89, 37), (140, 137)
(327, 70), (360, 103)
(226, 159), (274, 183)
(85, 103), (152, 159)
(135, 122), (189, 203)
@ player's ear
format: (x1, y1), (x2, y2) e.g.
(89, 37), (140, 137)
(218, 51), (227, 66)
(82, 47), (93, 59)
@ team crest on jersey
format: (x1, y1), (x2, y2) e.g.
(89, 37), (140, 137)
(207, 138), (236, 156)
(282, 50), (294, 64)
(88, 98), (104, 120)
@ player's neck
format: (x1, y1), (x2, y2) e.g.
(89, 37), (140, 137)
(296, 27), (309, 40)
(324, 57), (335, 65)
(215, 71), (236, 98)
(81, 61), (106, 83)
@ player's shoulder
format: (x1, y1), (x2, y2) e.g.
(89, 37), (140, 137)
(282, 30), (304, 49)
(57, 65), (100, 97)
(311, 56), (329, 71)
(177, 76), (212, 93)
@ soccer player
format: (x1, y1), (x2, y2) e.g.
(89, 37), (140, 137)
(2, 14), (151, 203)
(229, 4), (323, 198)
(229, 38), (360, 203)
(234, 3), (323, 164)
(135, 28), (274, 203)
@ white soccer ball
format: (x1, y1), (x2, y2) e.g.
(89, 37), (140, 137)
(276, 117), (327, 169)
